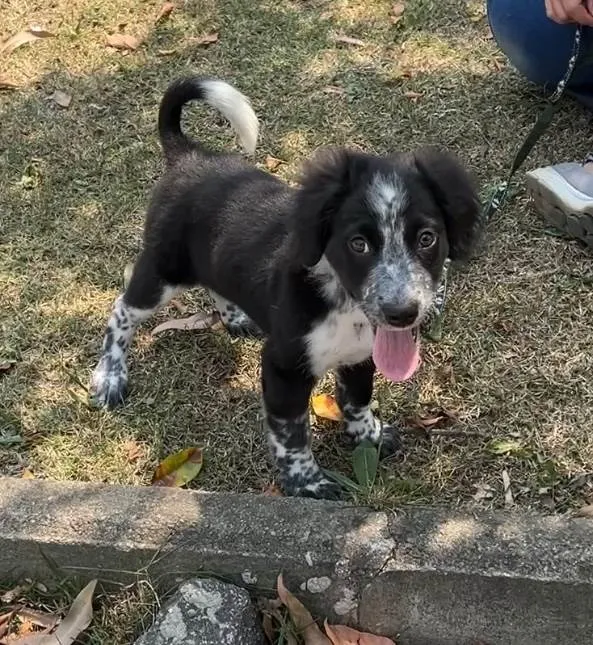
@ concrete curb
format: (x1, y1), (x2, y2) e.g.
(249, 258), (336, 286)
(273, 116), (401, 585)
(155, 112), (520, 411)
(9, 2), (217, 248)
(2, 477), (593, 644)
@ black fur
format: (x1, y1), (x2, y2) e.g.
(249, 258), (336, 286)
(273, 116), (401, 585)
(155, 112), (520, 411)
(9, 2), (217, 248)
(91, 76), (482, 498)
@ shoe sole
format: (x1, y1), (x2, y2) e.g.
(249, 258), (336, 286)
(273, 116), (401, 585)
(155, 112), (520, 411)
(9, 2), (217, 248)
(525, 168), (593, 249)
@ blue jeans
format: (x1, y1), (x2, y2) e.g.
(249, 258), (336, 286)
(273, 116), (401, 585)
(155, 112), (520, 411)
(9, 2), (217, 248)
(487, 0), (593, 110)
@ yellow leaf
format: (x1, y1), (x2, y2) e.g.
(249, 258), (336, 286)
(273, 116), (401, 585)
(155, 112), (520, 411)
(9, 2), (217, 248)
(325, 620), (397, 644)
(311, 394), (343, 422)
(152, 447), (203, 487)
(277, 575), (331, 645)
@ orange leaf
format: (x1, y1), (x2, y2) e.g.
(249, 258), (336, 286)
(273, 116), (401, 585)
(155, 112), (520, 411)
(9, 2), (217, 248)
(325, 621), (397, 645)
(106, 33), (142, 50)
(311, 394), (343, 422)
(151, 311), (221, 335)
(188, 32), (219, 47)
(152, 447), (203, 487)
(155, 2), (175, 24)
(277, 575), (331, 645)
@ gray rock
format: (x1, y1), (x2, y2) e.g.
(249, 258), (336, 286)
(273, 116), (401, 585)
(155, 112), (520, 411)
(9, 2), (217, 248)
(134, 578), (265, 645)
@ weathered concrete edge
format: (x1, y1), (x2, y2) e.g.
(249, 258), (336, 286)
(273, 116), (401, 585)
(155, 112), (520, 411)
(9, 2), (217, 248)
(2, 478), (593, 643)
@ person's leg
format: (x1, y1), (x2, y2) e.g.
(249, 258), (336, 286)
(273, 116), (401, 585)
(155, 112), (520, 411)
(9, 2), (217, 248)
(487, 0), (593, 109)
(487, 0), (593, 247)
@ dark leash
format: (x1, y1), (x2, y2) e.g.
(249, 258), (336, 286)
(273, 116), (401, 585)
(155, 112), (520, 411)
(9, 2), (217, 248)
(423, 25), (585, 341)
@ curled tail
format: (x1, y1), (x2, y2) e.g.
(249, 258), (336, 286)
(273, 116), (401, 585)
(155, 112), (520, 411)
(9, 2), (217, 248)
(157, 76), (259, 163)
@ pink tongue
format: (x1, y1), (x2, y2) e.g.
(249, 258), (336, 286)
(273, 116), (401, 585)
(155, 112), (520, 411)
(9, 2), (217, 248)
(372, 328), (420, 382)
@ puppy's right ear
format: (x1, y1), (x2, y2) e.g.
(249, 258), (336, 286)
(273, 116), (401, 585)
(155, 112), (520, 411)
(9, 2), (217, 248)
(290, 147), (366, 267)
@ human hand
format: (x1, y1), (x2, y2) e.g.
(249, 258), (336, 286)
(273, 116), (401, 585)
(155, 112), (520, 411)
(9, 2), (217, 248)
(545, 0), (593, 25)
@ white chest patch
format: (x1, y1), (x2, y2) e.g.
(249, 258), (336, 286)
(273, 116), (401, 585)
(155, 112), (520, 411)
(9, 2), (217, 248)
(306, 306), (374, 378)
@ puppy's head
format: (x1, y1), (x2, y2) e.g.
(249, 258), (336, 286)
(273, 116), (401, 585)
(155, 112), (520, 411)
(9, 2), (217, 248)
(291, 145), (481, 330)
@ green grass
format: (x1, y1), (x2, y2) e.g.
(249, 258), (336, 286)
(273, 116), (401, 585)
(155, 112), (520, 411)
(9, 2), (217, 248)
(2, 0), (593, 540)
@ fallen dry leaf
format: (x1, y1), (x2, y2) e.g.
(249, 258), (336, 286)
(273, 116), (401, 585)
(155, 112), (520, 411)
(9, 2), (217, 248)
(574, 504), (593, 518)
(277, 574), (331, 645)
(0, 27), (54, 55)
(50, 90), (71, 108)
(188, 32), (219, 47)
(263, 482), (283, 497)
(151, 311), (221, 335)
(403, 90), (423, 100)
(16, 609), (59, 631)
(11, 580), (97, 645)
(122, 440), (144, 463)
(323, 85), (346, 95)
(390, 2), (406, 24)
(21, 468), (35, 479)
(155, 2), (175, 23)
(325, 621), (397, 644)
(157, 48), (177, 56)
(334, 35), (366, 47)
(311, 394), (343, 422)
(0, 75), (19, 90)
(502, 469), (514, 507)
(1, 585), (26, 604)
(472, 483), (495, 502)
(106, 33), (142, 51)
(152, 447), (203, 487)
(265, 155), (284, 172)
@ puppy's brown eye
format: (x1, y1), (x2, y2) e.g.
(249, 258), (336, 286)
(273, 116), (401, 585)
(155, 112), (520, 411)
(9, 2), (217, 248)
(349, 236), (370, 254)
(418, 230), (436, 249)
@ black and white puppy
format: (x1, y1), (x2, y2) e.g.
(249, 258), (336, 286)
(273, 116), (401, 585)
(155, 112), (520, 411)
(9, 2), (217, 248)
(91, 76), (481, 499)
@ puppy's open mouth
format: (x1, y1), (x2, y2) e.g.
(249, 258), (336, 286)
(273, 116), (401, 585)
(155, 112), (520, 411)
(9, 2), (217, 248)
(372, 325), (420, 382)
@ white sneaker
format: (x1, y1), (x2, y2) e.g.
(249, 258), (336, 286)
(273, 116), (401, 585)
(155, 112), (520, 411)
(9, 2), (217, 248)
(526, 161), (593, 248)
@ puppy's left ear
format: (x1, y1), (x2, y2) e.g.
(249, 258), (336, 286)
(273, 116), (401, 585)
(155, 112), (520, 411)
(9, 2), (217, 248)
(414, 146), (482, 262)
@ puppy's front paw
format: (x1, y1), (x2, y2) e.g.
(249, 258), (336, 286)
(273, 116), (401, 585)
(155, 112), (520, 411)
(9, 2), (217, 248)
(90, 356), (128, 409)
(379, 424), (403, 459)
(282, 474), (342, 500)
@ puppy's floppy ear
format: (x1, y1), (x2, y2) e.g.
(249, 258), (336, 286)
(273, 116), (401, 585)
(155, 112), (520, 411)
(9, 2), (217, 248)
(291, 147), (367, 267)
(413, 146), (482, 262)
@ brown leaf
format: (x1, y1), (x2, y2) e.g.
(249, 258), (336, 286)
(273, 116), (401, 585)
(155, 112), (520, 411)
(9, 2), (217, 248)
(122, 440), (144, 463)
(157, 48), (177, 56)
(325, 621), (397, 644)
(50, 90), (71, 108)
(155, 2), (175, 24)
(574, 504), (593, 518)
(403, 90), (423, 100)
(188, 32), (219, 47)
(151, 311), (221, 335)
(264, 155), (284, 172)
(0, 27), (54, 55)
(334, 35), (366, 47)
(261, 613), (275, 642)
(16, 609), (59, 630)
(276, 574), (331, 645)
(152, 447), (203, 487)
(263, 482), (283, 497)
(106, 33), (142, 51)
(390, 2), (406, 24)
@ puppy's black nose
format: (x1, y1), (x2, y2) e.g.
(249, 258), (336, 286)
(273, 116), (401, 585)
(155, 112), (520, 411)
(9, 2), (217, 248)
(381, 302), (419, 327)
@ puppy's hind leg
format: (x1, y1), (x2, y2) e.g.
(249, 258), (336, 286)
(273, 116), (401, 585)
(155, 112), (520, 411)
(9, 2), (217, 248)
(90, 252), (183, 409)
(208, 290), (263, 338)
